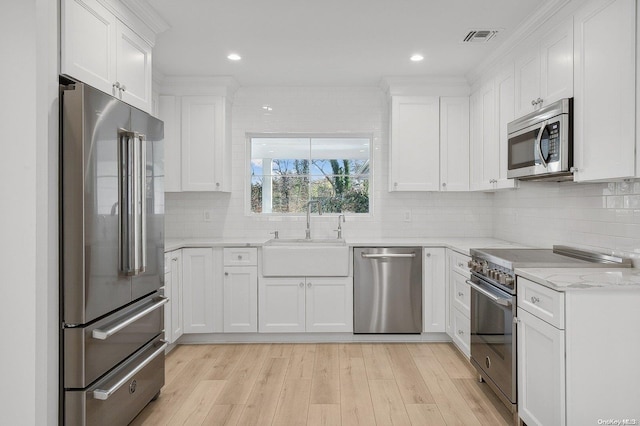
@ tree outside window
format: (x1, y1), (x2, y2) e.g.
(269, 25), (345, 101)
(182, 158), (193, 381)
(250, 137), (370, 214)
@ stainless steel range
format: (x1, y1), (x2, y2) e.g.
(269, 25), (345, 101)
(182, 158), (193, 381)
(467, 246), (631, 418)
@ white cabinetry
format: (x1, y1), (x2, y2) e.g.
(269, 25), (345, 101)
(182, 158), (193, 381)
(514, 20), (573, 117)
(446, 249), (471, 357)
(158, 95), (232, 192)
(573, 0), (636, 182)
(389, 96), (470, 192)
(223, 248), (258, 333)
(61, 0), (152, 112)
(389, 96), (440, 191)
(422, 248), (446, 332)
(163, 250), (183, 343)
(259, 276), (352, 333)
(182, 248), (216, 333)
(470, 82), (499, 191)
(439, 98), (470, 191)
(517, 276), (640, 425)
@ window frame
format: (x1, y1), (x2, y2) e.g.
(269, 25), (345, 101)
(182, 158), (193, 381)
(245, 132), (374, 217)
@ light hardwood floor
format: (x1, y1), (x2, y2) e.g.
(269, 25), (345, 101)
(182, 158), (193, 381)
(132, 343), (512, 426)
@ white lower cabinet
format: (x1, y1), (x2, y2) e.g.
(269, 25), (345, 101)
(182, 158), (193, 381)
(446, 249), (471, 357)
(164, 250), (183, 343)
(517, 276), (640, 425)
(182, 248), (216, 333)
(422, 248), (446, 332)
(259, 276), (352, 333)
(223, 247), (258, 332)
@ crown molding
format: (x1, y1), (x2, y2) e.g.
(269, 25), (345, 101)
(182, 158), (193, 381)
(96, 0), (170, 46)
(120, 0), (171, 35)
(465, 0), (572, 85)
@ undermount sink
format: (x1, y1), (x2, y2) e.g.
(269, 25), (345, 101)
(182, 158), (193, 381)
(262, 239), (349, 276)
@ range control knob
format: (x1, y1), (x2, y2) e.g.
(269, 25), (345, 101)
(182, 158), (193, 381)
(504, 276), (515, 286)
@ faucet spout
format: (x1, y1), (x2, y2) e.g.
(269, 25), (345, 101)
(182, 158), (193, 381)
(305, 200), (322, 239)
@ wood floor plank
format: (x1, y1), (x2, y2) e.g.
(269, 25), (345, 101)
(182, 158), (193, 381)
(453, 378), (512, 426)
(202, 404), (244, 426)
(413, 355), (482, 426)
(236, 357), (289, 425)
(368, 379), (412, 426)
(166, 379), (226, 425)
(405, 404), (447, 425)
(204, 344), (248, 380)
(268, 343), (294, 358)
(385, 344), (435, 404)
(339, 343), (363, 359)
(339, 357), (377, 426)
(430, 343), (476, 379)
(287, 344), (316, 380)
(361, 343), (395, 380)
(310, 344), (340, 404)
(272, 378), (312, 425)
(406, 342), (436, 358)
(307, 404), (341, 426)
(215, 344), (270, 405)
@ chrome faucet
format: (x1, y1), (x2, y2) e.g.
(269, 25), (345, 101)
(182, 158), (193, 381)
(336, 214), (345, 239)
(305, 200), (322, 239)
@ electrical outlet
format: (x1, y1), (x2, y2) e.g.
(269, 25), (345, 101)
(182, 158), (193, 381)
(403, 210), (411, 222)
(203, 210), (213, 222)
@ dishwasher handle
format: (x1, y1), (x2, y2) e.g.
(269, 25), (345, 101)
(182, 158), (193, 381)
(361, 253), (416, 259)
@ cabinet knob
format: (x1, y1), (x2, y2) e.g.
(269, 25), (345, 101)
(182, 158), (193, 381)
(237, 255), (243, 260)
(457, 329), (464, 335)
(426, 253), (431, 258)
(458, 292), (464, 297)
(224, 272), (229, 276)
(120, 84), (126, 93)
(113, 81), (121, 89)
(299, 282), (304, 287)
(307, 282), (312, 288)
(216, 182), (220, 187)
(442, 182), (446, 187)
(458, 262), (464, 268)
(531, 99), (536, 106)
(530, 296), (540, 304)
(394, 182), (398, 187)
(172, 257), (178, 261)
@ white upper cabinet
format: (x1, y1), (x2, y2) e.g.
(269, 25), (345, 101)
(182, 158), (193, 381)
(61, 0), (153, 112)
(158, 95), (181, 192)
(573, 0), (636, 182)
(389, 96), (441, 191)
(495, 65), (518, 189)
(470, 81), (500, 191)
(514, 19), (574, 118)
(439, 97), (470, 191)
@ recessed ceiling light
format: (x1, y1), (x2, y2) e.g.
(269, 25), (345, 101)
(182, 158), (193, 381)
(227, 53), (242, 61)
(410, 54), (424, 62)
(262, 105), (273, 111)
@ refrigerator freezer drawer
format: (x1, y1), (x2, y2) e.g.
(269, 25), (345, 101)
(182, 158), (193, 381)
(64, 293), (166, 389)
(64, 337), (166, 426)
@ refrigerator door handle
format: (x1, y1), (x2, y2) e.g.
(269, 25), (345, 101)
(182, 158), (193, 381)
(138, 133), (147, 275)
(119, 130), (134, 275)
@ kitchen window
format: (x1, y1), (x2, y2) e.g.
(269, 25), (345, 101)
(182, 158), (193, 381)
(249, 136), (370, 214)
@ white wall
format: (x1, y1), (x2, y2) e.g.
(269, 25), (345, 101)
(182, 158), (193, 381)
(0, 0), (58, 424)
(165, 86), (494, 240)
(493, 180), (640, 259)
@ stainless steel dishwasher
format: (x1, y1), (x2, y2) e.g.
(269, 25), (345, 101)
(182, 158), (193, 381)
(354, 247), (422, 334)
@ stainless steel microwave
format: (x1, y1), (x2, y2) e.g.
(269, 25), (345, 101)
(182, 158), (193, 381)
(507, 98), (573, 181)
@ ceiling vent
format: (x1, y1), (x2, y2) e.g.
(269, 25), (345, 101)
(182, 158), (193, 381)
(463, 30), (499, 43)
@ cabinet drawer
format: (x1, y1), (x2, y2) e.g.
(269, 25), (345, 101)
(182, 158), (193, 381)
(517, 277), (565, 329)
(224, 247), (257, 266)
(451, 307), (470, 358)
(452, 271), (471, 315)
(449, 250), (471, 277)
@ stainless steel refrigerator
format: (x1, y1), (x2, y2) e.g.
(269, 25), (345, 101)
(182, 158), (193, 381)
(60, 82), (166, 425)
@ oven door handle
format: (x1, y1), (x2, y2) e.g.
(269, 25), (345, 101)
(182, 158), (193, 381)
(466, 280), (512, 307)
(535, 120), (548, 169)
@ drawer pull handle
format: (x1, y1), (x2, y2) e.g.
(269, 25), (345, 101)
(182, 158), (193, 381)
(93, 341), (168, 400)
(530, 296), (540, 304)
(92, 297), (168, 340)
(458, 330), (464, 335)
(237, 255), (243, 260)
(458, 292), (464, 297)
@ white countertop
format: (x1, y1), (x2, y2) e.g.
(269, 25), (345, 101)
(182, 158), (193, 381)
(516, 267), (640, 292)
(164, 237), (524, 256)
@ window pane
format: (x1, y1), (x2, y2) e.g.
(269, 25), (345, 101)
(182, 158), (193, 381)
(271, 159), (309, 175)
(310, 159), (369, 177)
(310, 175), (369, 214)
(250, 176), (263, 213)
(271, 176), (309, 213)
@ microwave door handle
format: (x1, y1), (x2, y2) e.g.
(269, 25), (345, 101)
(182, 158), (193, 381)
(535, 121), (548, 168)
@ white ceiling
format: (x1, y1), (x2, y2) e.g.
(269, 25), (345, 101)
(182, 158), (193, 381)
(148, 0), (545, 86)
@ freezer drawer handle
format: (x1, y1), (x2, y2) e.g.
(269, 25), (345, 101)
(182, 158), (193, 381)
(92, 297), (168, 340)
(93, 340), (168, 401)
(466, 280), (512, 307)
(361, 253), (416, 259)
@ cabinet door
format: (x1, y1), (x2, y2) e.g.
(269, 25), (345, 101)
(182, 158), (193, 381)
(389, 96), (440, 191)
(514, 49), (541, 118)
(259, 277), (305, 332)
(540, 19), (573, 105)
(470, 83), (498, 190)
(181, 96), (226, 191)
(182, 248), (215, 333)
(517, 308), (566, 426)
(158, 95), (181, 192)
(495, 65), (518, 189)
(439, 97), (469, 191)
(306, 277), (353, 332)
(60, 0), (117, 96)
(163, 258), (172, 343)
(115, 21), (152, 112)
(451, 307), (470, 358)
(423, 248), (446, 332)
(574, 0), (636, 182)
(451, 271), (470, 315)
(169, 251), (183, 342)
(223, 266), (258, 332)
